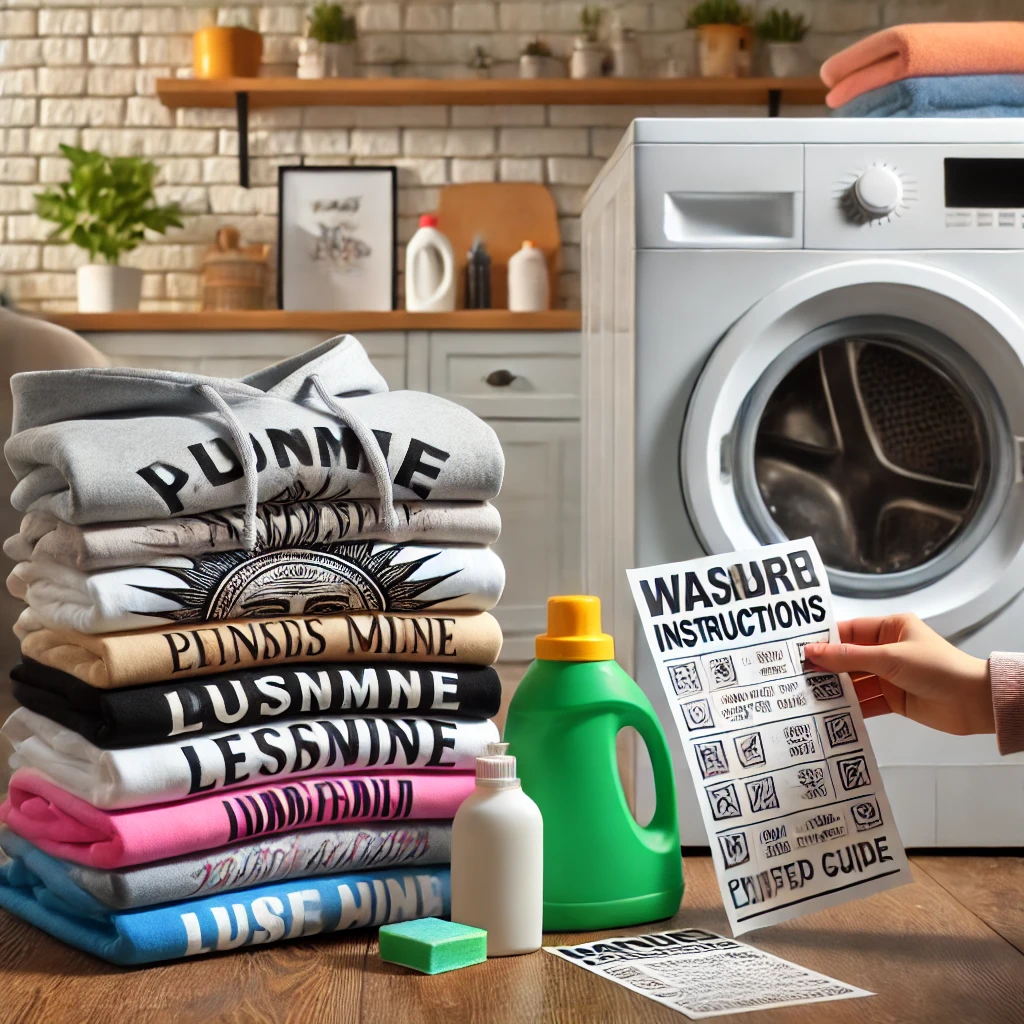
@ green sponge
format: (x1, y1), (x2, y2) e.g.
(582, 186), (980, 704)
(378, 918), (487, 975)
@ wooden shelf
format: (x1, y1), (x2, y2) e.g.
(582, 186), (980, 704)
(157, 76), (827, 109)
(48, 309), (582, 333)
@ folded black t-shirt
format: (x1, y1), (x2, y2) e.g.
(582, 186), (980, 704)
(11, 658), (501, 749)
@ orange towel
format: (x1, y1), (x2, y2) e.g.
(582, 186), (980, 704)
(820, 21), (1024, 109)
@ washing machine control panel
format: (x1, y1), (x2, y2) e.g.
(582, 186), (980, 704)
(806, 143), (1024, 249)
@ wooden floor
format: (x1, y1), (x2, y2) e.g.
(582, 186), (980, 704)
(0, 855), (1021, 1023)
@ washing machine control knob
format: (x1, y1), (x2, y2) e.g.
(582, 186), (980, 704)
(850, 166), (902, 220)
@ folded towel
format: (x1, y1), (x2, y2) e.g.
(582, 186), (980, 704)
(0, 858), (450, 964)
(0, 767), (474, 867)
(5, 500), (502, 572)
(0, 823), (452, 910)
(2, 706), (499, 808)
(833, 73), (1024, 117)
(820, 22), (1024, 108)
(11, 658), (501, 747)
(20, 610), (503, 687)
(9, 542), (506, 635)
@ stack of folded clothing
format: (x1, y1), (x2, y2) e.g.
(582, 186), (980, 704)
(821, 22), (1024, 117)
(0, 335), (506, 964)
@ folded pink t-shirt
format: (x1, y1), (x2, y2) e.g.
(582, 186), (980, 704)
(0, 768), (474, 869)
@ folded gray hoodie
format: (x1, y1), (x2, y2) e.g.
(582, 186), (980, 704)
(5, 336), (503, 538)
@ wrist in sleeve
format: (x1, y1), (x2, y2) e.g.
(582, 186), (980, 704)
(989, 653), (1024, 755)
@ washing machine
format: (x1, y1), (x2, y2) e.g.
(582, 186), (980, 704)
(581, 118), (1024, 847)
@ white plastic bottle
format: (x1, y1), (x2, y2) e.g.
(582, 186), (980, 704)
(405, 214), (456, 312)
(507, 240), (549, 312)
(451, 742), (543, 957)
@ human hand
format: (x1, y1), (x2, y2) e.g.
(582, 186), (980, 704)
(802, 614), (994, 737)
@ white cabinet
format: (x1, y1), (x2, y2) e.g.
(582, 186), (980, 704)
(84, 327), (582, 662)
(486, 420), (582, 661)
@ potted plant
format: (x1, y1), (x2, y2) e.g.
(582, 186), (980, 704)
(298, 2), (357, 79)
(519, 38), (563, 79)
(755, 7), (810, 78)
(34, 145), (184, 313)
(686, 0), (753, 78)
(570, 7), (606, 80)
(192, 7), (263, 79)
(468, 44), (492, 80)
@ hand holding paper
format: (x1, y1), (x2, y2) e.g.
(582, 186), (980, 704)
(627, 538), (911, 936)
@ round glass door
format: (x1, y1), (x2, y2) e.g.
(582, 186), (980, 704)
(731, 317), (1012, 597)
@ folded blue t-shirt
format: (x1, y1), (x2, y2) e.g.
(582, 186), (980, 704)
(0, 850), (451, 965)
(834, 74), (1024, 118)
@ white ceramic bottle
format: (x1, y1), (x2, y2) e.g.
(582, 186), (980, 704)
(405, 214), (456, 312)
(507, 240), (549, 312)
(451, 742), (543, 957)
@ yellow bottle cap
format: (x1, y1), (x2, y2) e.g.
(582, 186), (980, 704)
(535, 595), (614, 662)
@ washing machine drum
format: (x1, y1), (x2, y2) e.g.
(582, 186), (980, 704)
(683, 262), (1024, 633)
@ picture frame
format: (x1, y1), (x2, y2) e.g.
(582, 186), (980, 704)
(277, 165), (398, 311)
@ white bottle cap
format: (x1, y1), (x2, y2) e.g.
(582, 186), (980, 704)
(476, 744), (520, 788)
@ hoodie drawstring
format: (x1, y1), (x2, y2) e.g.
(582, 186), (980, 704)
(194, 375), (399, 551)
(195, 384), (259, 551)
(305, 373), (399, 534)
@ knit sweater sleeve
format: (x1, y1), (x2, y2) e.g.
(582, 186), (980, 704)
(990, 653), (1024, 755)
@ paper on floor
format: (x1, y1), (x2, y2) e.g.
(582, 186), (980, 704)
(627, 538), (911, 935)
(546, 928), (872, 1019)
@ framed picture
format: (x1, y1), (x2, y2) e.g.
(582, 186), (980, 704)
(277, 165), (398, 311)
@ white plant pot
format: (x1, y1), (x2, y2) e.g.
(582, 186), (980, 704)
(519, 54), (564, 79)
(77, 265), (143, 313)
(767, 41), (803, 78)
(570, 40), (605, 80)
(296, 39), (356, 79)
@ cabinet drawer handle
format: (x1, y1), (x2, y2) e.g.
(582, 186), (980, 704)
(485, 369), (518, 388)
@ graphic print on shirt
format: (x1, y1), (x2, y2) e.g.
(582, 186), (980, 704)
(129, 541), (462, 622)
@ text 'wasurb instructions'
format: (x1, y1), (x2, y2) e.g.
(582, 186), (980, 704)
(627, 538), (911, 935)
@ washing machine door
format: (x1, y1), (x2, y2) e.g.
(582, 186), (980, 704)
(683, 260), (1024, 635)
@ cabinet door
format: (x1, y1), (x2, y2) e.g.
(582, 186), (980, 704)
(488, 419), (581, 661)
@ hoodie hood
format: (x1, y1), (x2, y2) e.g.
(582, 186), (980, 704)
(6, 335), (504, 526)
(9, 336), (386, 434)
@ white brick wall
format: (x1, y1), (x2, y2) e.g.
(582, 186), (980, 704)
(0, 0), (995, 311)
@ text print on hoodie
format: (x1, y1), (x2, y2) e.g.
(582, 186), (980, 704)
(5, 336), (504, 542)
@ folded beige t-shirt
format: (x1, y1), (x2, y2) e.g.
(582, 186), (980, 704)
(20, 611), (503, 688)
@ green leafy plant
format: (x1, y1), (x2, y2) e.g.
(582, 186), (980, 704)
(579, 6), (604, 43)
(521, 37), (553, 57)
(685, 0), (752, 28)
(307, 2), (357, 44)
(755, 7), (809, 41)
(34, 145), (184, 265)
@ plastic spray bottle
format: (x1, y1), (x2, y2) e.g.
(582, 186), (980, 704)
(504, 595), (683, 931)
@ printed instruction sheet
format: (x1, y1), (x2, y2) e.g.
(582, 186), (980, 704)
(546, 928), (873, 1019)
(627, 538), (911, 935)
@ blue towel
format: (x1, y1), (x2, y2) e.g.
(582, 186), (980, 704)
(834, 74), (1024, 117)
(0, 843), (451, 965)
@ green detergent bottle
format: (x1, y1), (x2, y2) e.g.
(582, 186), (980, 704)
(504, 595), (683, 931)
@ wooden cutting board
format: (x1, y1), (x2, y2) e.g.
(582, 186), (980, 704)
(436, 183), (561, 309)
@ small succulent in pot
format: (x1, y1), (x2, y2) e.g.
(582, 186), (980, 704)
(468, 44), (492, 79)
(686, 0), (754, 77)
(571, 7), (607, 79)
(299, 3), (358, 78)
(519, 37), (563, 78)
(756, 7), (810, 77)
(34, 144), (184, 312)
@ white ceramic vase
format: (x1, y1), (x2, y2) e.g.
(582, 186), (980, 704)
(767, 41), (803, 78)
(570, 39), (605, 79)
(77, 265), (143, 313)
(611, 32), (641, 77)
